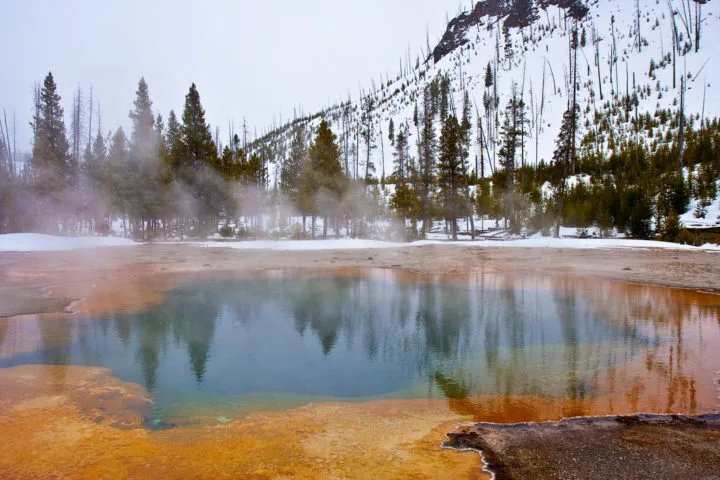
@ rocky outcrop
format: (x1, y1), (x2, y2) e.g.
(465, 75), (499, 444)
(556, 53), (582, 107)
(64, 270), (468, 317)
(432, 0), (589, 63)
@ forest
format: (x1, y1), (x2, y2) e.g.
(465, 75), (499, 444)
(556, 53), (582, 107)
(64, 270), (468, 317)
(0, 62), (718, 246)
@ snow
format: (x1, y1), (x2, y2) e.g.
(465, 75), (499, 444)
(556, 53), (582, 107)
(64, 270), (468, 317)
(189, 237), (718, 252)
(680, 182), (720, 229)
(1, 233), (716, 255)
(0, 234), (139, 252)
(414, 238), (703, 251)
(191, 239), (407, 251)
(264, 0), (718, 185)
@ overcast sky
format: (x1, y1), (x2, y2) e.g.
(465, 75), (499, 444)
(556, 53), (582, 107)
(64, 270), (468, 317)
(2, 0), (463, 151)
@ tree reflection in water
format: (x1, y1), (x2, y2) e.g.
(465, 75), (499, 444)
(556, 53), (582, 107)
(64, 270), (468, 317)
(1, 270), (718, 417)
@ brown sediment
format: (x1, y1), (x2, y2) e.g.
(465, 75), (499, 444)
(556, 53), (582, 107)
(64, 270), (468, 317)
(1, 243), (720, 320)
(1, 244), (720, 478)
(444, 414), (720, 480)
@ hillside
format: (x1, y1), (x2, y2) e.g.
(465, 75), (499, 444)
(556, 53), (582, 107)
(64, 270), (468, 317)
(252, 0), (716, 183)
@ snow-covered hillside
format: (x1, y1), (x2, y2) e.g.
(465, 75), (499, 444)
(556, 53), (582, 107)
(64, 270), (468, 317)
(253, 0), (717, 181)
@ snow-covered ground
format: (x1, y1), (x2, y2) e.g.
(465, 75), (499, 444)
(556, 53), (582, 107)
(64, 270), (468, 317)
(191, 237), (720, 252)
(681, 187), (720, 229)
(0, 234), (139, 252)
(1, 233), (717, 253)
(190, 239), (406, 251)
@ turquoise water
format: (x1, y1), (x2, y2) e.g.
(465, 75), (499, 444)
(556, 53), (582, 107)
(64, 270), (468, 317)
(2, 270), (715, 422)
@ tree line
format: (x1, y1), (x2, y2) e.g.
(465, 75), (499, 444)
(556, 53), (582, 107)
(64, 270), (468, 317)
(1, 67), (719, 244)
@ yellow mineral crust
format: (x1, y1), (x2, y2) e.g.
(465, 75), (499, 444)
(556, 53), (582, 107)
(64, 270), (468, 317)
(0, 365), (488, 479)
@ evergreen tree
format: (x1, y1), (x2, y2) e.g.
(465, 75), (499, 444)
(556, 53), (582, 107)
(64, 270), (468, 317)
(179, 83), (221, 226)
(30, 72), (73, 231)
(361, 97), (376, 188)
(281, 125), (307, 206)
(437, 115), (466, 240)
(628, 187), (654, 238)
(390, 180), (419, 240)
(499, 94), (522, 230)
(660, 210), (681, 242)
(106, 127), (131, 234)
(128, 77), (168, 238)
(474, 178), (493, 231)
(551, 107), (577, 236)
(439, 75), (451, 122)
(300, 120), (345, 238)
(166, 109), (182, 169)
(418, 86), (437, 234)
(392, 123), (410, 182)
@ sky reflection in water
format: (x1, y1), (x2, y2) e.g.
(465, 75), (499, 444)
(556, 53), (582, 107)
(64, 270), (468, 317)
(1, 270), (718, 419)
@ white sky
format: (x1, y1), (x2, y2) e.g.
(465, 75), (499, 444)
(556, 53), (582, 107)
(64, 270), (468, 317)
(1, 0), (463, 151)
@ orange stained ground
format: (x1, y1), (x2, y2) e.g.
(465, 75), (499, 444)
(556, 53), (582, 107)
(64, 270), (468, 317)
(1, 269), (719, 479)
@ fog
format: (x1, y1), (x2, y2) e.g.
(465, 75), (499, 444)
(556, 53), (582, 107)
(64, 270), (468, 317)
(1, 0), (457, 151)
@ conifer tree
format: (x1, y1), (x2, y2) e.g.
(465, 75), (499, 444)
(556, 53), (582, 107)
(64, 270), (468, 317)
(437, 115), (466, 240)
(551, 108), (577, 237)
(485, 63), (494, 89)
(392, 123), (410, 182)
(30, 72), (73, 231)
(128, 77), (168, 237)
(418, 87), (437, 234)
(281, 125), (306, 207)
(498, 96), (519, 229)
(179, 83), (221, 226)
(361, 97), (376, 188)
(107, 127), (131, 235)
(302, 120), (345, 238)
(474, 178), (493, 232)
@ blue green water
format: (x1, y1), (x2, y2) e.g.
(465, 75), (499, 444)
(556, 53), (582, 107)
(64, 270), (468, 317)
(3, 270), (709, 421)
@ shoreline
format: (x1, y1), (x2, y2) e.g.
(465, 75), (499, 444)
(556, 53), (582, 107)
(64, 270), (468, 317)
(1, 244), (719, 478)
(443, 414), (720, 480)
(2, 243), (720, 319)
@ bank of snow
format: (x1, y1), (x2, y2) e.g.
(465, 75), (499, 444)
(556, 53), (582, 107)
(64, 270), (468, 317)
(1, 234), (716, 253)
(0, 234), (139, 252)
(192, 239), (406, 251)
(193, 238), (719, 251)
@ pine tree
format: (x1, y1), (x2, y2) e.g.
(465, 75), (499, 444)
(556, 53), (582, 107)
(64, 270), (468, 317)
(107, 127), (131, 235)
(474, 178), (493, 232)
(392, 123), (410, 182)
(300, 120), (345, 238)
(551, 107), (577, 237)
(498, 95), (520, 230)
(180, 84), (216, 172)
(485, 63), (494, 89)
(280, 125), (307, 206)
(30, 72), (74, 232)
(418, 86), (437, 234)
(165, 110), (182, 172)
(179, 83), (221, 226)
(437, 115), (466, 240)
(128, 77), (168, 238)
(361, 97), (376, 188)
(390, 180), (419, 240)
(660, 210), (681, 242)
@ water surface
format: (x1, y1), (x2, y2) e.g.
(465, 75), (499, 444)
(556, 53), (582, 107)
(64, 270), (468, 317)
(1, 269), (718, 422)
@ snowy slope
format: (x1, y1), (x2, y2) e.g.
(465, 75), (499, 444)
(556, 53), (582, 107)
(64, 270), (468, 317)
(377, 0), (718, 170)
(256, 0), (718, 182)
(0, 234), (140, 252)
